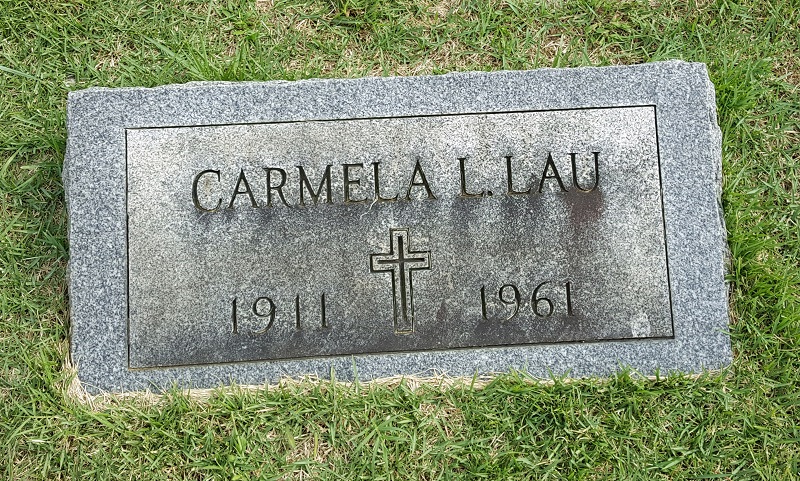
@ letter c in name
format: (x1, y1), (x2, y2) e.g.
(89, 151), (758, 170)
(192, 169), (222, 212)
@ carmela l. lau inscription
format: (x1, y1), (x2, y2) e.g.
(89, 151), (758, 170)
(65, 61), (731, 393)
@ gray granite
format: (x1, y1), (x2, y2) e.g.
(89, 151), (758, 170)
(64, 61), (730, 394)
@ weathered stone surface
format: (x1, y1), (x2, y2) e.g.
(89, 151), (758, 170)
(65, 61), (730, 394)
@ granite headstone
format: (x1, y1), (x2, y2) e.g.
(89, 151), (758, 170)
(64, 61), (731, 394)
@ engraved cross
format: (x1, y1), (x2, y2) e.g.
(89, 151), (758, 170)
(370, 228), (431, 334)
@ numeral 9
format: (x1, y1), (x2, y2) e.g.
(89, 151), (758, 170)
(498, 284), (521, 321)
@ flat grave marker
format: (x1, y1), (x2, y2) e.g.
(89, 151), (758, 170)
(64, 61), (731, 393)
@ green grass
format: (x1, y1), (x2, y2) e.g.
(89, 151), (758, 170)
(1, 0), (799, 478)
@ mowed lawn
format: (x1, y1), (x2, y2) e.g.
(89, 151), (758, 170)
(1, 0), (798, 479)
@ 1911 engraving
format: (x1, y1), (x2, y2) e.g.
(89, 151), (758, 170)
(231, 294), (327, 336)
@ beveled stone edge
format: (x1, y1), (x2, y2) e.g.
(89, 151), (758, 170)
(64, 61), (731, 394)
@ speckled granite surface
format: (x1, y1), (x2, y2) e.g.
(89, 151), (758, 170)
(64, 61), (730, 394)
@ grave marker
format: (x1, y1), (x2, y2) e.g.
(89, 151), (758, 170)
(64, 61), (731, 393)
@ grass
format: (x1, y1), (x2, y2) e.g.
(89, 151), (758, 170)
(1, 0), (799, 478)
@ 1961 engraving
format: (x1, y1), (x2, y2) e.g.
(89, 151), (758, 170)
(480, 281), (575, 322)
